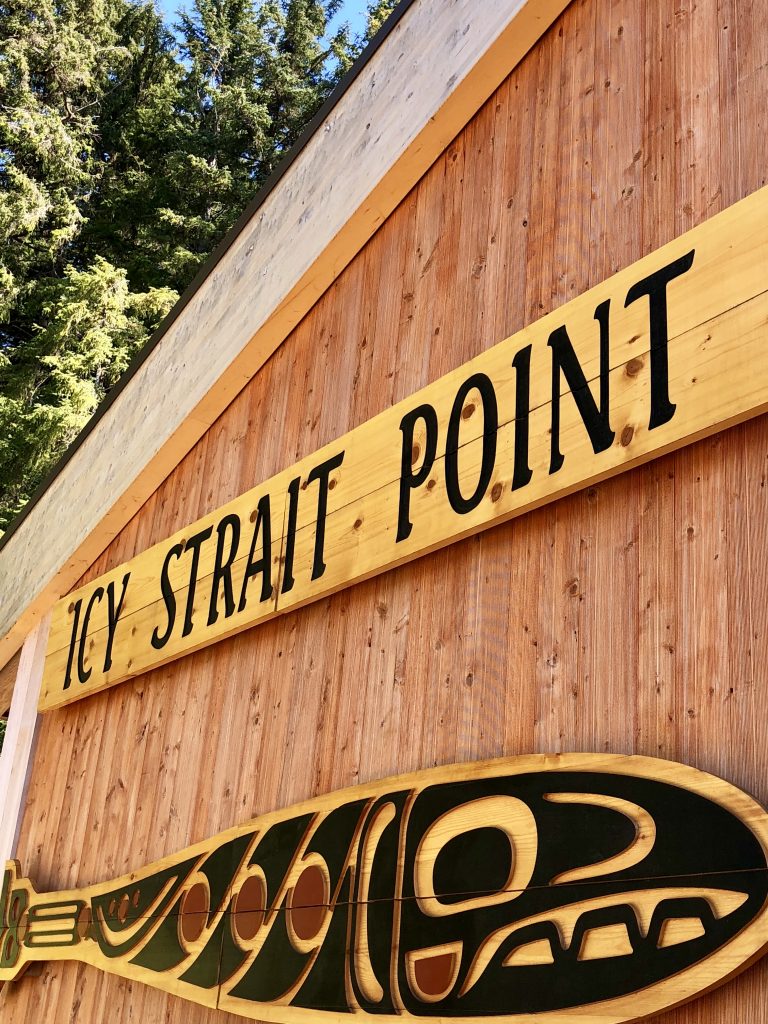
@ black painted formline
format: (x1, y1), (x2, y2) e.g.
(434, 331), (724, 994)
(0, 0), (418, 555)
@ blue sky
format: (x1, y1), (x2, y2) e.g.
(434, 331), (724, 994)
(155, 1), (371, 39)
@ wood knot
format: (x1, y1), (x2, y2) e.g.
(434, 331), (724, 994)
(625, 357), (644, 377)
(620, 425), (635, 447)
(564, 577), (579, 596)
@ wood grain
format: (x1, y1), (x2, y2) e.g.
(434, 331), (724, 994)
(38, 184), (768, 710)
(3, 754), (768, 1023)
(0, 0), (570, 676)
(4, 0), (768, 1021)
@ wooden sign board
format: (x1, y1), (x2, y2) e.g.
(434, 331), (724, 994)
(40, 185), (768, 711)
(2, 754), (768, 1021)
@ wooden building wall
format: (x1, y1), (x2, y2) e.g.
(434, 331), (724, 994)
(3, 0), (768, 1019)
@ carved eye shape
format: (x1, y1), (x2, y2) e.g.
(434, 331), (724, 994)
(414, 796), (537, 917)
(433, 827), (511, 904)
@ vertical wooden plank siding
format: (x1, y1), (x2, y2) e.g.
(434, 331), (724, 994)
(3, 0), (768, 1020)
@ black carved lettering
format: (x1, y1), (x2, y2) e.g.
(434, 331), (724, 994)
(445, 373), (498, 514)
(306, 452), (345, 581)
(151, 542), (184, 650)
(548, 298), (614, 475)
(624, 250), (695, 430)
(396, 405), (438, 542)
(207, 514), (241, 626)
(238, 495), (273, 610)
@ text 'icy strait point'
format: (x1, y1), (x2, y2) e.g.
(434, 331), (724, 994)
(56, 249), (693, 698)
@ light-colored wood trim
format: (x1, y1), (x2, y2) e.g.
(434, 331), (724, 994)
(0, 0), (570, 674)
(38, 184), (768, 711)
(2, 753), (768, 1022)
(0, 652), (20, 716)
(0, 616), (49, 864)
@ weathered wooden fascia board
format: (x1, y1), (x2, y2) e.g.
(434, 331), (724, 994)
(0, 0), (569, 671)
(0, 651), (21, 716)
(0, 615), (48, 863)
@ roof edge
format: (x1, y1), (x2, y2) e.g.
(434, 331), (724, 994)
(0, 0), (570, 668)
(0, 0), (417, 555)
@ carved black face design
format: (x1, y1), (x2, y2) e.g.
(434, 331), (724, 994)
(389, 772), (768, 1015)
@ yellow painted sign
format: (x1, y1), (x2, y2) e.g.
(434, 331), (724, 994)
(40, 186), (768, 711)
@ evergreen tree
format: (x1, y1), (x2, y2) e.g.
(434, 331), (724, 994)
(364, 0), (396, 39)
(95, 0), (355, 294)
(0, 0), (181, 527)
(0, 0), (397, 533)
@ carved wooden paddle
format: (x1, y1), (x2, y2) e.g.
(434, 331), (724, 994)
(2, 753), (767, 1023)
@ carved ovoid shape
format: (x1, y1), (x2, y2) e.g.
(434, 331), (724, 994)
(2, 753), (768, 1024)
(179, 881), (209, 945)
(288, 863), (328, 942)
(232, 875), (266, 942)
